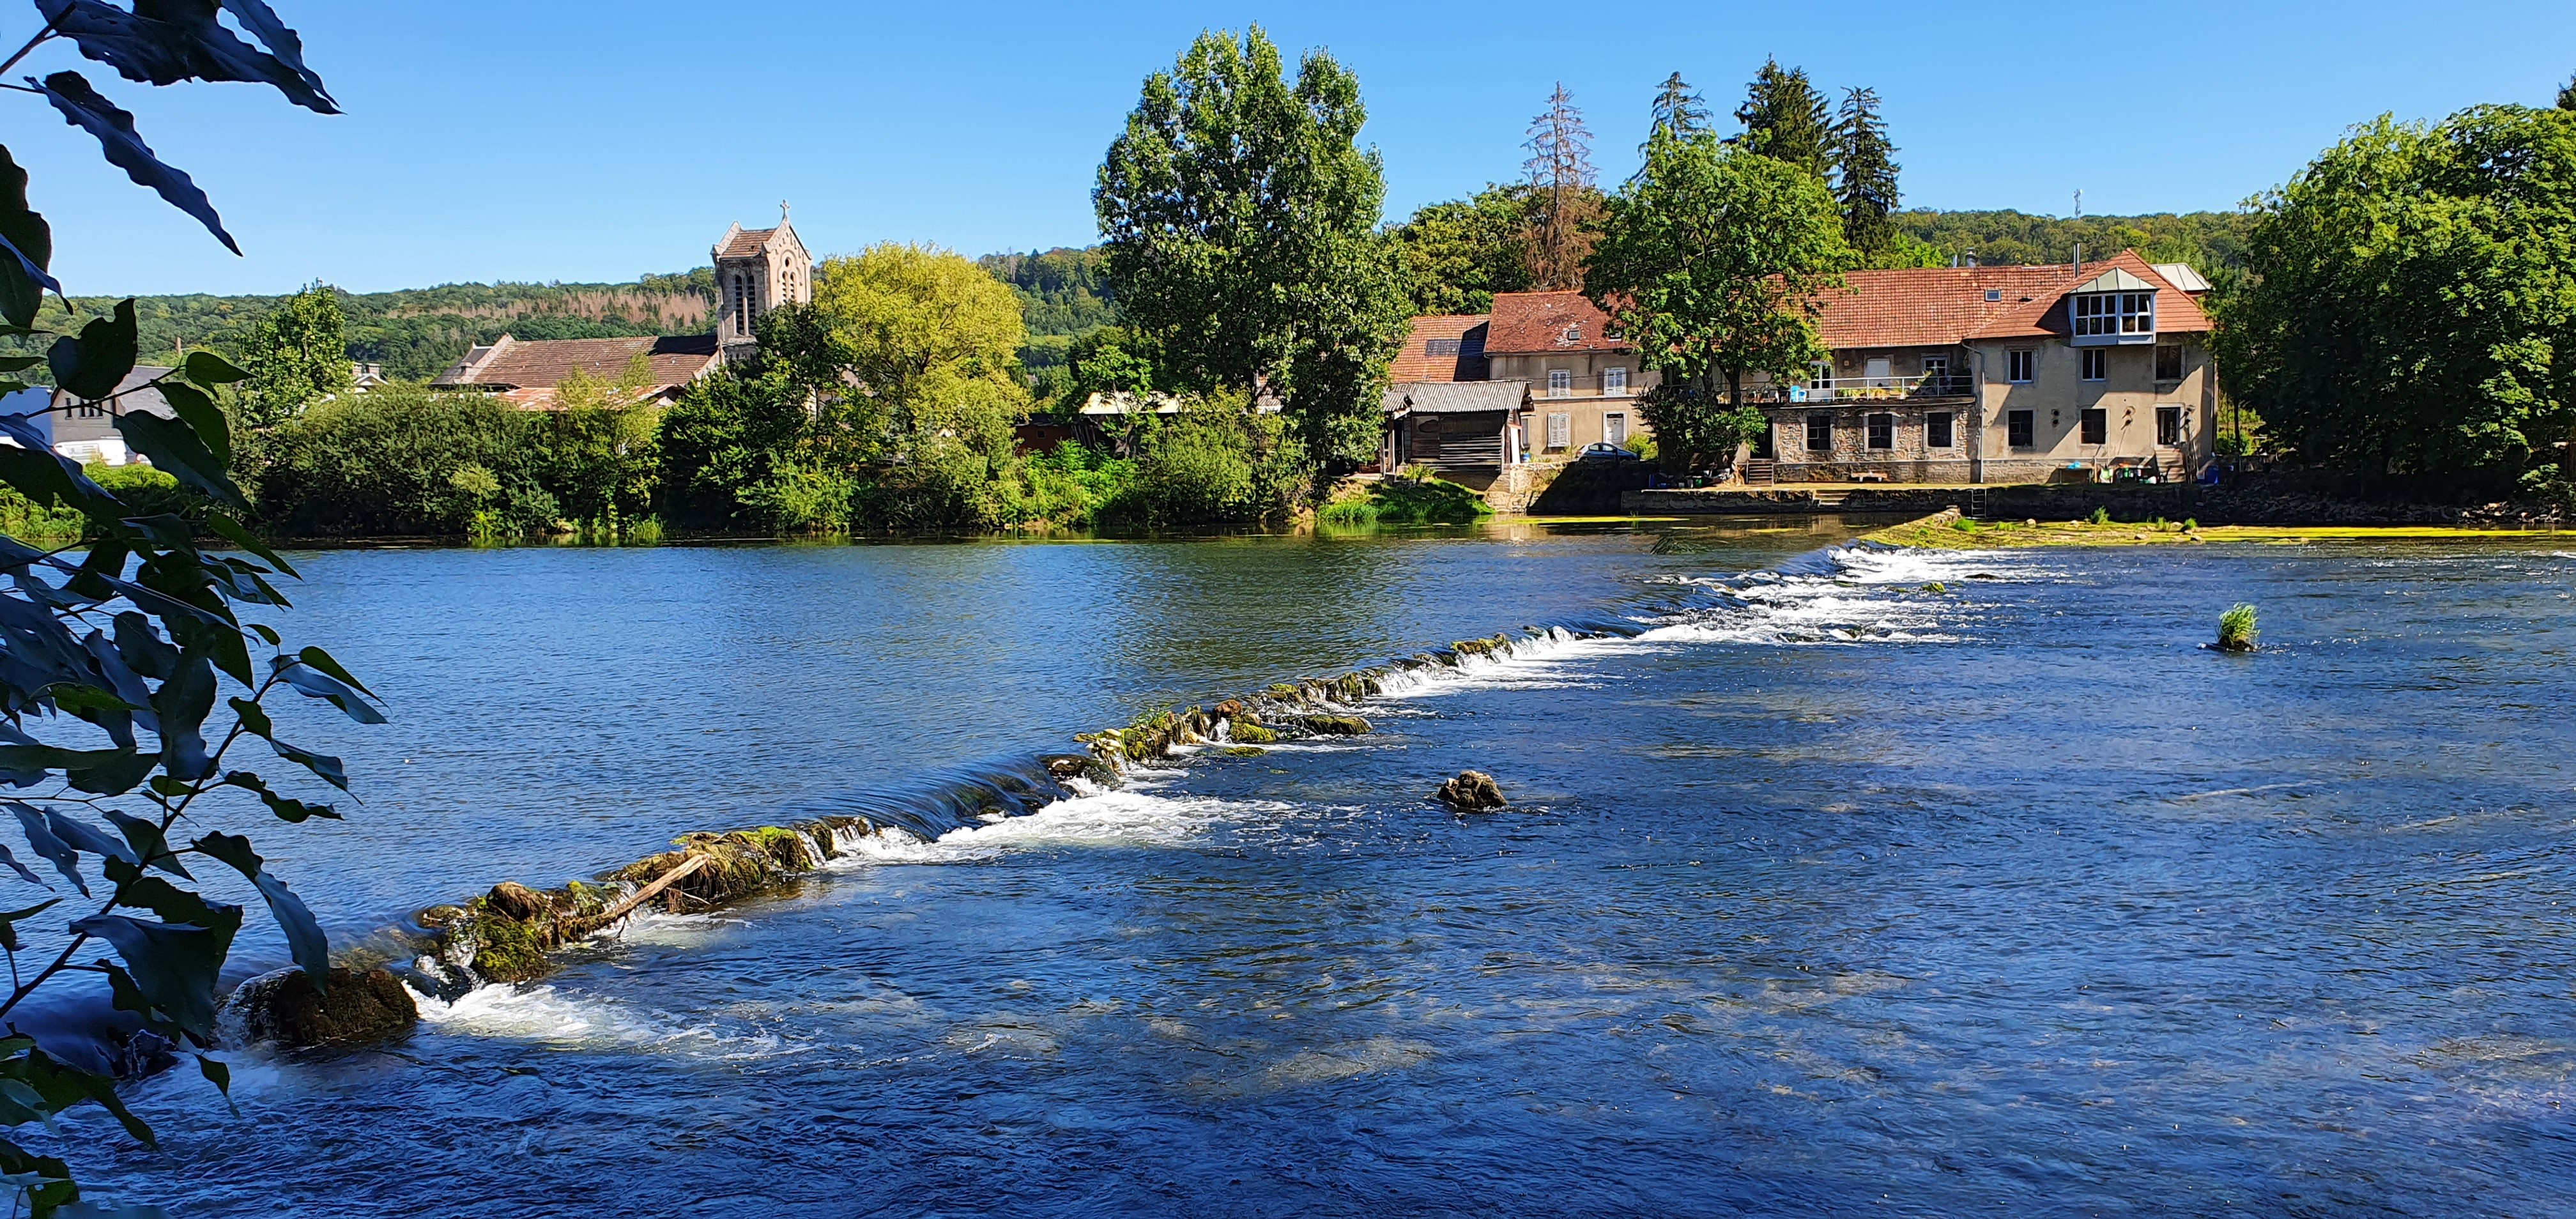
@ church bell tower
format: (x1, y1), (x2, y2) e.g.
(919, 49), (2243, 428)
(712, 203), (812, 360)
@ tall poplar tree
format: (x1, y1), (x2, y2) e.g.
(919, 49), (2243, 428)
(1733, 57), (1836, 181)
(1834, 87), (1901, 262)
(1096, 27), (1411, 464)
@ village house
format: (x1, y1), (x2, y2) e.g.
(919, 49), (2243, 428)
(1381, 291), (1659, 474)
(431, 210), (810, 408)
(1742, 250), (2217, 484)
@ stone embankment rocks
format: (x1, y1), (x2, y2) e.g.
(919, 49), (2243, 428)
(1436, 771), (1508, 811)
(226, 966), (419, 1050)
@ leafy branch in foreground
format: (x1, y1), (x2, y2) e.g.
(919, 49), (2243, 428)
(0, 3), (367, 1216)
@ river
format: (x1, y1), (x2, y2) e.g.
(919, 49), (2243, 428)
(54, 520), (2576, 1215)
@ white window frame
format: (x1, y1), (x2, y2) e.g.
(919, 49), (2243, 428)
(2120, 291), (2157, 335)
(1545, 411), (1571, 450)
(1604, 412), (1627, 446)
(2008, 349), (2034, 383)
(1547, 369), (1572, 398)
(2080, 349), (2106, 381)
(1603, 367), (1629, 395)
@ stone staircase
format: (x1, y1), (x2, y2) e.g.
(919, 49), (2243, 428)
(2155, 445), (2192, 482)
(1740, 458), (1775, 487)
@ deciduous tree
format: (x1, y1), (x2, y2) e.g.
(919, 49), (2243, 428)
(1392, 184), (1536, 314)
(1095, 26), (1410, 465)
(237, 281), (349, 428)
(1587, 129), (1852, 467)
(2217, 105), (2576, 500)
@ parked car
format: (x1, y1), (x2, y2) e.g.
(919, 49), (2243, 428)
(1576, 442), (1639, 462)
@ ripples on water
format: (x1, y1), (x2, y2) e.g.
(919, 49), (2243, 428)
(47, 526), (2576, 1215)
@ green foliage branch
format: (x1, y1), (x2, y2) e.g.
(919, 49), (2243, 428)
(0, 4), (382, 1215)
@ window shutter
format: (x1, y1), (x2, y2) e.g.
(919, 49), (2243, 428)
(1546, 412), (1570, 448)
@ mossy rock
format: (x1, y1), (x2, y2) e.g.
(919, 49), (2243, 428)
(1221, 746), (1265, 758)
(1230, 721), (1278, 744)
(1294, 714), (1372, 736)
(459, 901), (556, 983)
(227, 966), (419, 1050)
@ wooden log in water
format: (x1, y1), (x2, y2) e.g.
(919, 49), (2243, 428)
(588, 854), (709, 928)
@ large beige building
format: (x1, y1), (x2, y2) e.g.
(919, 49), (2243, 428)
(1746, 250), (2218, 484)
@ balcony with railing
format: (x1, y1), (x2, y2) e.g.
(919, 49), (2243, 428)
(1743, 372), (1975, 404)
(1524, 369), (1653, 399)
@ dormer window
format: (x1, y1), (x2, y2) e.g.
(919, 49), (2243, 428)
(1561, 323), (1583, 344)
(2067, 268), (2158, 346)
(2072, 293), (2154, 336)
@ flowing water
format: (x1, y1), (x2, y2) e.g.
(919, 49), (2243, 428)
(42, 521), (2576, 1215)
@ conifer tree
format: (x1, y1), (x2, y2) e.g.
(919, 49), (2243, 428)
(1834, 86), (1902, 261)
(1733, 57), (1836, 181)
(1633, 72), (1710, 187)
(2559, 72), (2575, 110)
(1645, 73), (1710, 149)
(1523, 83), (1601, 291)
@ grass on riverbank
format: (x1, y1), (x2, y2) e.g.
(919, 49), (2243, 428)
(1319, 475), (1494, 526)
(1866, 509), (2564, 549)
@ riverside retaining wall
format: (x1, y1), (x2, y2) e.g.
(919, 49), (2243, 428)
(1623, 483), (2566, 526)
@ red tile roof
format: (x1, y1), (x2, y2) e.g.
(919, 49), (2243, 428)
(1807, 250), (2209, 350)
(718, 227), (778, 259)
(1485, 291), (1630, 355)
(1389, 314), (1491, 382)
(434, 334), (721, 393)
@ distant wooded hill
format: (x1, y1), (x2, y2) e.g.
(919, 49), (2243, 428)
(2, 269), (721, 383)
(1890, 208), (2253, 273)
(3, 212), (2245, 387)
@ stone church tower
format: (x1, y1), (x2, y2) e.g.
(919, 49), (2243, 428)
(712, 204), (813, 358)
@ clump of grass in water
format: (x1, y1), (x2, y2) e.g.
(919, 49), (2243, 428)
(2089, 506), (2113, 526)
(2216, 603), (2260, 652)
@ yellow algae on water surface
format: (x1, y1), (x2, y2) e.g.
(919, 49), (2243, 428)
(1864, 509), (2561, 551)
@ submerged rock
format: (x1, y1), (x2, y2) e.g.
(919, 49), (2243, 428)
(227, 966), (419, 1050)
(1436, 770), (1508, 811)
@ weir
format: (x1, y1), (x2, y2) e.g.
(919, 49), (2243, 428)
(204, 517), (1961, 1053)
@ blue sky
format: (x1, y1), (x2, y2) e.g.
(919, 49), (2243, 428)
(9, 0), (2573, 295)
